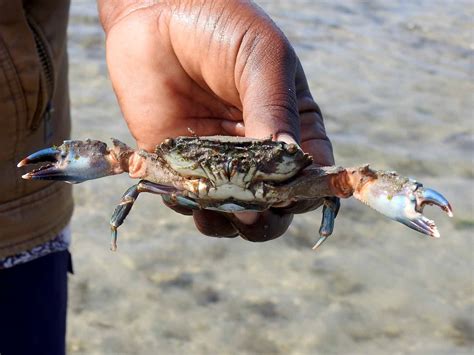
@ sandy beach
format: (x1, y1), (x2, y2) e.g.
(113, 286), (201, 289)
(66, 1), (473, 354)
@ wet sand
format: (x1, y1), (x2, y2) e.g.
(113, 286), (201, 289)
(67, 1), (473, 354)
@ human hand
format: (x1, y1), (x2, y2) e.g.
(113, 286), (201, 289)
(98, 0), (334, 241)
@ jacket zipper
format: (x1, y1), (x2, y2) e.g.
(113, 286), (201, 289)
(27, 15), (55, 138)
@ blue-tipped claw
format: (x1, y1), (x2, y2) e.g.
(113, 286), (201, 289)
(17, 147), (61, 168)
(396, 185), (453, 238)
(18, 140), (122, 183)
(355, 171), (453, 239)
(417, 188), (453, 218)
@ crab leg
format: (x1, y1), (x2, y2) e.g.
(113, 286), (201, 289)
(18, 139), (134, 183)
(18, 138), (185, 187)
(109, 180), (197, 251)
(285, 165), (452, 245)
(314, 197), (340, 250)
(18, 139), (199, 251)
(349, 168), (453, 238)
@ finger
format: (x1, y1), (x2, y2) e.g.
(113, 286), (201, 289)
(227, 209), (293, 242)
(301, 138), (334, 167)
(221, 120), (246, 136)
(233, 211), (259, 224)
(236, 25), (300, 143)
(295, 60), (335, 166)
(192, 210), (239, 238)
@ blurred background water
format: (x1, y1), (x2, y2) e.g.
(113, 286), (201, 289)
(67, 1), (473, 354)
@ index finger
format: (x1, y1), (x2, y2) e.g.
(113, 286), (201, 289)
(295, 60), (335, 166)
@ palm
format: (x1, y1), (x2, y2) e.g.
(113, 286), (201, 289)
(105, 4), (256, 150)
(101, 1), (334, 240)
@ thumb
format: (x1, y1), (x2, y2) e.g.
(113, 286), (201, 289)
(237, 29), (300, 144)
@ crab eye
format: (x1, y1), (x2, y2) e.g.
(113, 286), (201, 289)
(163, 138), (174, 147)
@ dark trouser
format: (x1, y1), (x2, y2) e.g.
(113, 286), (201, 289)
(0, 250), (72, 355)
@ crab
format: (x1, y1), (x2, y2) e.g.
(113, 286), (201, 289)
(18, 136), (453, 251)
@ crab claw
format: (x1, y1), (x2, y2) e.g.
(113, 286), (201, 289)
(353, 168), (453, 238)
(18, 139), (129, 183)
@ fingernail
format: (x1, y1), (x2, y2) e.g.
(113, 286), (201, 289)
(221, 120), (245, 136)
(275, 132), (297, 144)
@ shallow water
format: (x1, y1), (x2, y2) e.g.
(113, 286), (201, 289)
(67, 1), (473, 354)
